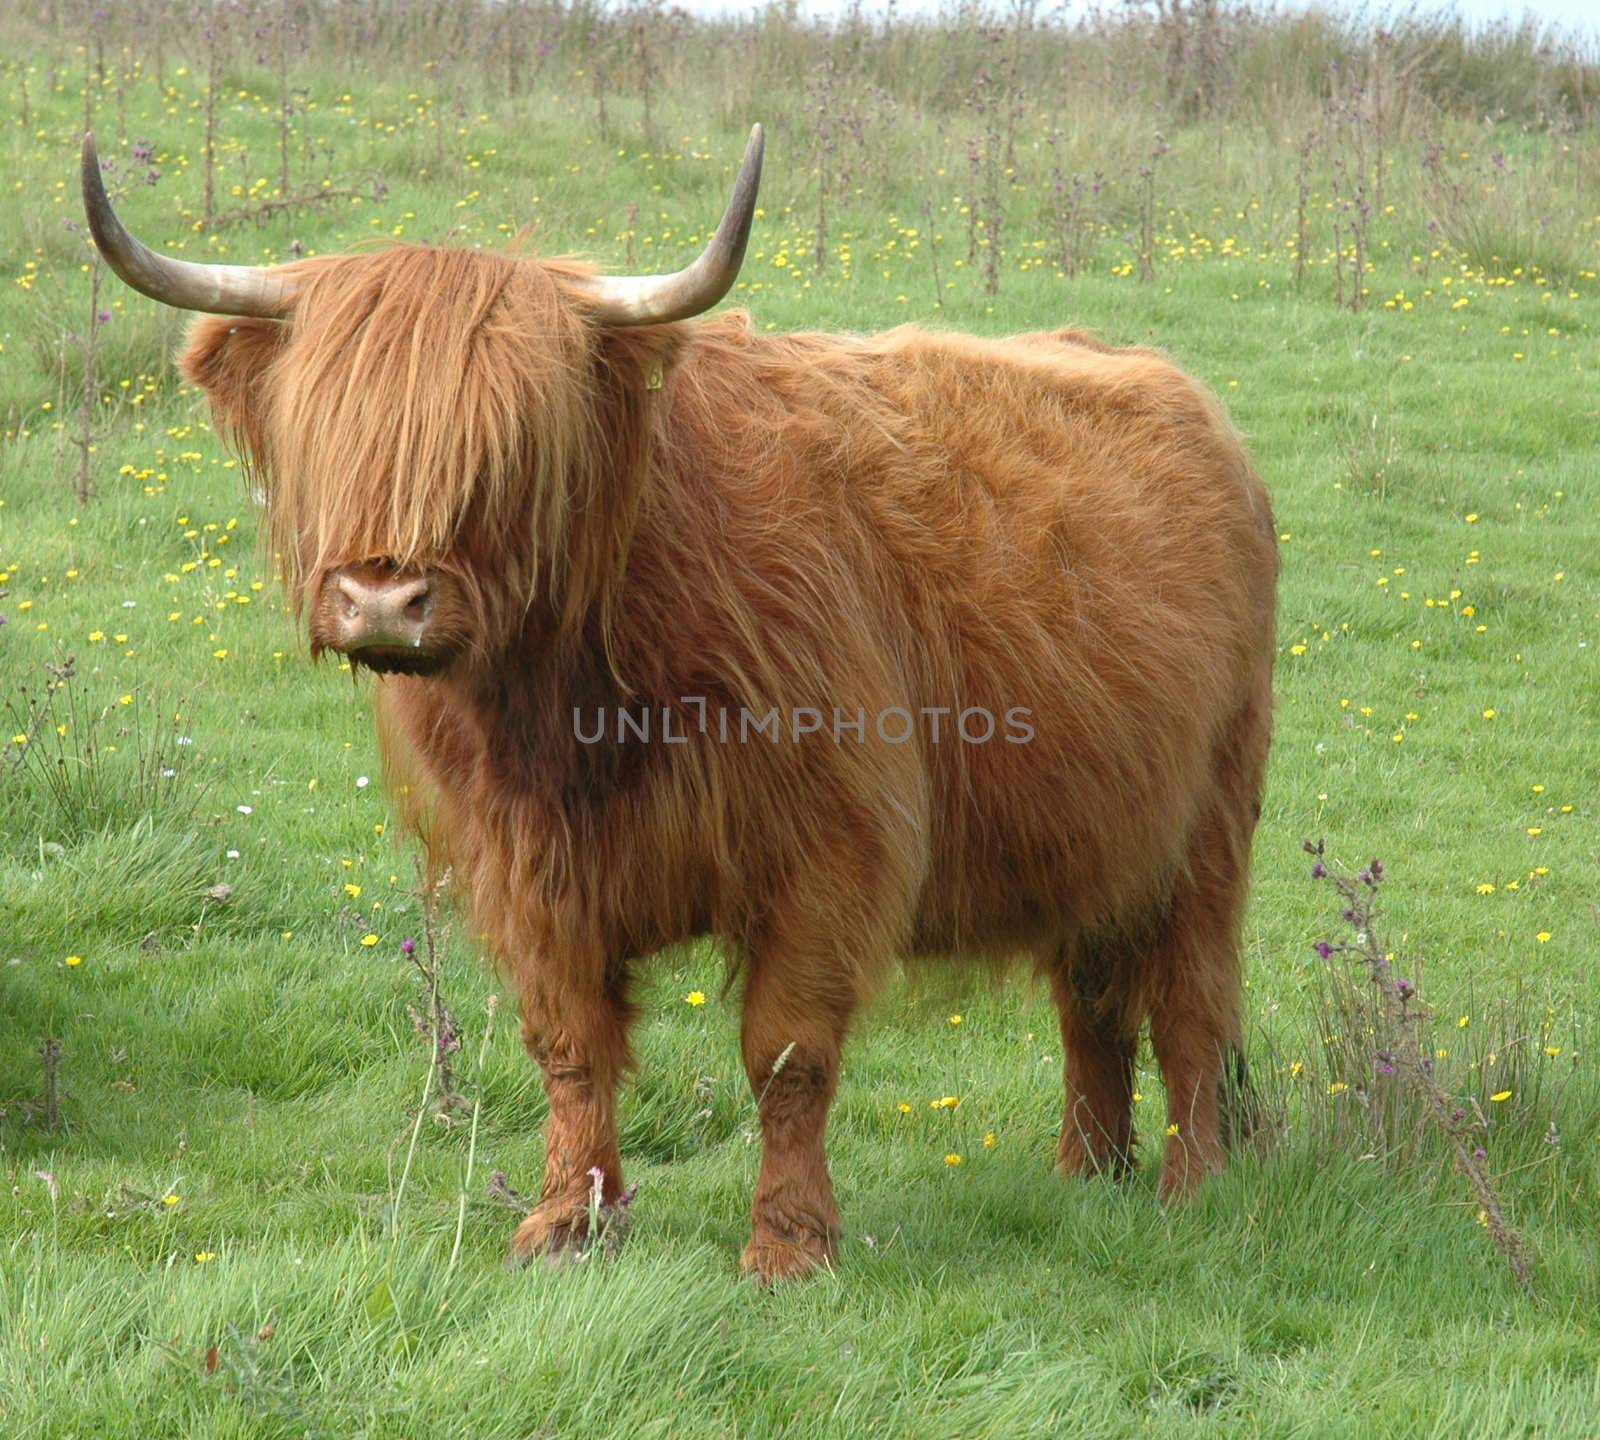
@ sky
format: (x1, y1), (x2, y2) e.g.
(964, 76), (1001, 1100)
(664, 0), (1598, 40)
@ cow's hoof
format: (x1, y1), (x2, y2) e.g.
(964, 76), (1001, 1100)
(506, 1203), (590, 1267)
(1156, 1136), (1223, 1205)
(1055, 1137), (1135, 1182)
(740, 1230), (834, 1284)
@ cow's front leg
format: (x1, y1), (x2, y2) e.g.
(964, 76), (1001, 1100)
(508, 979), (631, 1264)
(739, 959), (855, 1283)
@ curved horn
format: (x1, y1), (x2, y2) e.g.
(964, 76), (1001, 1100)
(81, 131), (297, 318)
(580, 124), (764, 327)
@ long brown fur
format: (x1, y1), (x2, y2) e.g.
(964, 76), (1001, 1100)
(179, 243), (1278, 1281)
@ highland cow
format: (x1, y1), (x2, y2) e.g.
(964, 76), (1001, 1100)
(84, 126), (1277, 1282)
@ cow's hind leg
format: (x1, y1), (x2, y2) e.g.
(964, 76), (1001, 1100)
(1147, 920), (1237, 1205)
(738, 953), (858, 1284)
(1150, 691), (1268, 1203)
(1050, 936), (1139, 1179)
(508, 975), (632, 1264)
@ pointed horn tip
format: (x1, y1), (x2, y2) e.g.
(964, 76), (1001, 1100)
(80, 132), (116, 256)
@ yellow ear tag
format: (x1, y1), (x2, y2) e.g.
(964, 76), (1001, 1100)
(646, 361), (664, 392)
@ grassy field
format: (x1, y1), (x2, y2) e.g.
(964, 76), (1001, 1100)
(3, 3), (1600, 1435)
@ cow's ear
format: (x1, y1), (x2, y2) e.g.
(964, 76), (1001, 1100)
(590, 324), (684, 474)
(178, 314), (286, 465)
(553, 323), (684, 629)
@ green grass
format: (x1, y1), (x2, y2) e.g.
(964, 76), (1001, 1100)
(4, 7), (1600, 1436)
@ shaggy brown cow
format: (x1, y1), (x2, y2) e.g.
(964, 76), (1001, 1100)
(83, 126), (1277, 1282)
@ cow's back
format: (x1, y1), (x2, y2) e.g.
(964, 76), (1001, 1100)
(708, 322), (1277, 953)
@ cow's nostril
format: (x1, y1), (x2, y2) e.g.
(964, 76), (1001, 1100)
(334, 575), (370, 623)
(401, 586), (432, 625)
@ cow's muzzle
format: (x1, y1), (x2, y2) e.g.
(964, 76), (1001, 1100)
(314, 564), (454, 674)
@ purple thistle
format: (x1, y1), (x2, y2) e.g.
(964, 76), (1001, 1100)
(1313, 941), (1333, 960)
(1310, 862), (1325, 879)
(1396, 977), (1415, 1001)
(400, 937), (417, 956)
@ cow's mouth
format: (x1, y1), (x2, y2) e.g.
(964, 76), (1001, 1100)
(345, 646), (454, 678)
